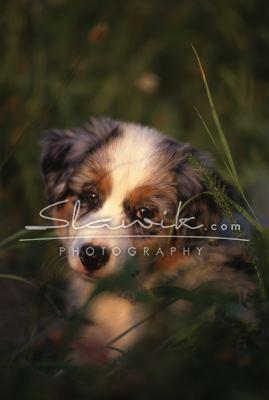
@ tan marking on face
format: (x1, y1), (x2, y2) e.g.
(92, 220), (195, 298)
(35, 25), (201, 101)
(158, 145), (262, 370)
(128, 184), (164, 206)
(71, 151), (112, 201)
(126, 182), (178, 228)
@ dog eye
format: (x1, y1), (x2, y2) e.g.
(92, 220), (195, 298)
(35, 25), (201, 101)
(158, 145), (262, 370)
(136, 207), (155, 220)
(80, 191), (100, 209)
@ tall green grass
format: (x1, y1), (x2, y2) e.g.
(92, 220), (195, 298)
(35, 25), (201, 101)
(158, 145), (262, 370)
(192, 46), (263, 233)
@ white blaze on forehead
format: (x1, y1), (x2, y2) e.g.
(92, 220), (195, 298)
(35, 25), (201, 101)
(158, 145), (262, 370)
(107, 123), (162, 205)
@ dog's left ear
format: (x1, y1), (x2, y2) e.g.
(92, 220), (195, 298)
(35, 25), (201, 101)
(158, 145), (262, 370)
(164, 138), (225, 234)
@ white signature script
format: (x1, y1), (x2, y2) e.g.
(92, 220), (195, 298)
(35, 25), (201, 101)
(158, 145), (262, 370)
(25, 199), (203, 232)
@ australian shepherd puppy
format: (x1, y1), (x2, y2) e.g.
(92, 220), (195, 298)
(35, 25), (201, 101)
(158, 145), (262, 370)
(40, 118), (254, 363)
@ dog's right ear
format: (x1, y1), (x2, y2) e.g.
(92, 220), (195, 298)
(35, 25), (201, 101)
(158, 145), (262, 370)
(40, 128), (90, 204)
(40, 118), (119, 203)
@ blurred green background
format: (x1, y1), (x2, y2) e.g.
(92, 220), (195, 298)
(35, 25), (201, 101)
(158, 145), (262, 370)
(1, 0), (269, 241)
(1, 1), (269, 399)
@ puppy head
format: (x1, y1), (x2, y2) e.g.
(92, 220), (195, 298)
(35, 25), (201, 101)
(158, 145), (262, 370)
(41, 118), (223, 278)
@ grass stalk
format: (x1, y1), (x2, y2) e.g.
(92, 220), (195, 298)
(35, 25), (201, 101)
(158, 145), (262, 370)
(192, 46), (263, 232)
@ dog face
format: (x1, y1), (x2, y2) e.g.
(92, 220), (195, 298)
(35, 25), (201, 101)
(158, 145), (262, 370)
(41, 118), (221, 278)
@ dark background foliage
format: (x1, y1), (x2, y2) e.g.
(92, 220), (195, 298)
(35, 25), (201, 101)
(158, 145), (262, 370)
(0, 1), (269, 399)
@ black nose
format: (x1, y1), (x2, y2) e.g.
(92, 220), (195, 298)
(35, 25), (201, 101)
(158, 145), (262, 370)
(79, 244), (110, 273)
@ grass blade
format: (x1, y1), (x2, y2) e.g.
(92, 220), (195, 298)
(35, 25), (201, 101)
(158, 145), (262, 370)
(192, 45), (263, 232)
